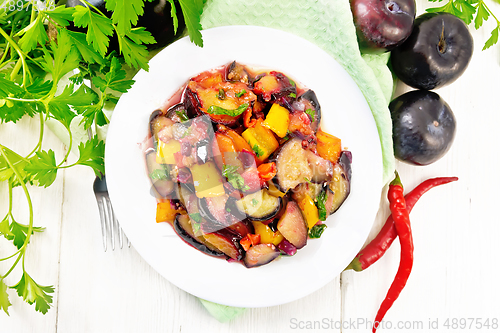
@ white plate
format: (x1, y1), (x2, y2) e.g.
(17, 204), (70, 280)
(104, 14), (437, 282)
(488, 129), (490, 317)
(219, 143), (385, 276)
(106, 26), (382, 308)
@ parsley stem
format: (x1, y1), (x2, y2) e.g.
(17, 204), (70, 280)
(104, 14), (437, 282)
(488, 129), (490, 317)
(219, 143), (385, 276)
(0, 145), (33, 278)
(5, 97), (39, 103)
(26, 113), (46, 158)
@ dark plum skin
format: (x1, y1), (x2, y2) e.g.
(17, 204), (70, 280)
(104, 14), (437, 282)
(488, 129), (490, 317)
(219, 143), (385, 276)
(390, 12), (473, 90)
(390, 90), (456, 165)
(350, 0), (416, 53)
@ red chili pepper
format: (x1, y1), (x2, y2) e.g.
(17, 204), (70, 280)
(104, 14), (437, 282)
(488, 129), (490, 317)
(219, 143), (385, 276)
(372, 172), (413, 333)
(345, 176), (458, 271)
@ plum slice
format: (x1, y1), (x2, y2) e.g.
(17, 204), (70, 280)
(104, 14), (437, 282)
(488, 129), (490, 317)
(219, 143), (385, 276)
(203, 230), (244, 260)
(243, 243), (280, 268)
(277, 201), (308, 249)
(304, 150), (333, 184)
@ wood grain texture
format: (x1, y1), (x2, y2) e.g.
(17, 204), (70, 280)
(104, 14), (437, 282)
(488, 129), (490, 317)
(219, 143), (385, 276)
(2, 1), (500, 331)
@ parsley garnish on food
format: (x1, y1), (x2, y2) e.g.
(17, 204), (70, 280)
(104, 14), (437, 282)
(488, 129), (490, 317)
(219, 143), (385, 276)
(149, 168), (169, 181)
(316, 189), (328, 221)
(222, 165), (250, 191)
(217, 88), (226, 100)
(0, 0), (205, 315)
(304, 177), (312, 184)
(426, 0), (499, 50)
(206, 103), (249, 117)
(289, 92), (296, 98)
(189, 212), (202, 224)
(236, 89), (247, 97)
(251, 198), (259, 206)
(305, 108), (315, 118)
(309, 224), (327, 239)
(252, 144), (265, 158)
(176, 110), (189, 122)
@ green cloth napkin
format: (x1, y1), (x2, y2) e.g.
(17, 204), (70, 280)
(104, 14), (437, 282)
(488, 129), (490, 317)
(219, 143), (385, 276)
(198, 0), (395, 322)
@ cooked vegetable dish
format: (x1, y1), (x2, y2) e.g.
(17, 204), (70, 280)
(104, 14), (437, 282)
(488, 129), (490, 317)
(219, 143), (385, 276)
(145, 61), (352, 268)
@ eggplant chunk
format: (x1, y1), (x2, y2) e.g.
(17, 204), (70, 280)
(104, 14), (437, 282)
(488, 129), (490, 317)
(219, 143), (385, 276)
(275, 138), (313, 192)
(146, 149), (174, 198)
(304, 150), (333, 183)
(297, 90), (321, 132)
(166, 103), (190, 122)
(235, 190), (282, 221)
(226, 61), (252, 84)
(149, 110), (174, 148)
(277, 201), (308, 249)
(325, 151), (352, 215)
(174, 215), (225, 257)
(243, 243), (280, 268)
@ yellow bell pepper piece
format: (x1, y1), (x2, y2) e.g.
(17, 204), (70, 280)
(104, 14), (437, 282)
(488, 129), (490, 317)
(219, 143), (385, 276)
(252, 221), (284, 246)
(156, 201), (180, 224)
(156, 139), (181, 164)
(263, 103), (290, 138)
(298, 194), (320, 229)
(190, 161), (225, 198)
(242, 120), (279, 162)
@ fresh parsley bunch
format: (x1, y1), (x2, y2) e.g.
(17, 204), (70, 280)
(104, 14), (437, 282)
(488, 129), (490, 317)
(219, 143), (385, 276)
(427, 0), (500, 49)
(0, 0), (204, 315)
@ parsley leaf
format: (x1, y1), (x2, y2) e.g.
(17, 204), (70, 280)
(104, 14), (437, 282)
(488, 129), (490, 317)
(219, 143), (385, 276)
(66, 30), (106, 65)
(73, 6), (114, 57)
(45, 6), (75, 27)
(251, 198), (259, 206)
(76, 137), (105, 177)
(12, 271), (54, 315)
(49, 84), (98, 128)
(178, 0), (204, 47)
(149, 168), (169, 180)
(25, 150), (58, 188)
(17, 16), (48, 53)
(206, 103), (249, 117)
(119, 35), (150, 70)
(126, 27), (156, 45)
(8, 219), (44, 249)
(316, 189), (327, 221)
(309, 224), (327, 239)
(305, 108), (315, 118)
(40, 29), (81, 84)
(236, 89), (246, 98)
(484, 26), (500, 50)
(189, 212), (202, 223)
(105, 0), (146, 36)
(222, 165), (249, 191)
(91, 57), (135, 93)
(252, 144), (264, 158)
(0, 279), (11, 315)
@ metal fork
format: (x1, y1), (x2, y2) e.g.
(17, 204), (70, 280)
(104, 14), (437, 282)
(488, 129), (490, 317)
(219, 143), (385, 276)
(93, 174), (130, 251)
(88, 128), (130, 251)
